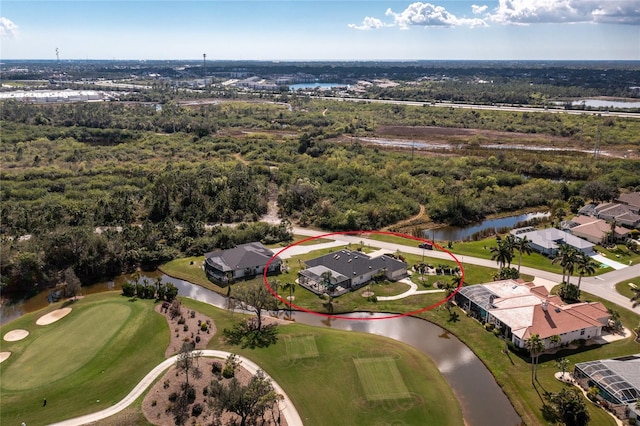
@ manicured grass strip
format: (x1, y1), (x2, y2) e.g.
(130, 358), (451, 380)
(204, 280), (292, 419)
(181, 298), (463, 426)
(284, 335), (319, 360)
(2, 303), (131, 390)
(615, 275), (640, 299)
(0, 293), (167, 426)
(354, 356), (410, 401)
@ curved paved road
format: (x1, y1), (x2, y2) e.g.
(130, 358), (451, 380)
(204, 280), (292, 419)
(47, 226), (637, 426)
(291, 227), (639, 313)
(48, 351), (303, 426)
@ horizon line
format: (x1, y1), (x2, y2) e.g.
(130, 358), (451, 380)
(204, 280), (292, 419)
(3, 58), (640, 63)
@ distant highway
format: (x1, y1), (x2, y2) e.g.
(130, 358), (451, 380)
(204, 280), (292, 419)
(316, 96), (640, 119)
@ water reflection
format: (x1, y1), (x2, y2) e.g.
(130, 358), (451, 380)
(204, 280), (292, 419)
(425, 211), (549, 242)
(2, 273), (521, 426)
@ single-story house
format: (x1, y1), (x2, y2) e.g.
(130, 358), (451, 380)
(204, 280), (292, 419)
(617, 192), (640, 213)
(204, 242), (282, 286)
(455, 279), (609, 349)
(298, 249), (408, 296)
(564, 216), (630, 244)
(595, 203), (640, 228)
(510, 227), (595, 257)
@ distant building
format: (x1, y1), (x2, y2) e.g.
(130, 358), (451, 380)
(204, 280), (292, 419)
(298, 249), (407, 296)
(617, 192), (640, 213)
(455, 279), (609, 349)
(580, 203), (640, 229)
(204, 242), (281, 287)
(563, 216), (630, 244)
(510, 227), (595, 257)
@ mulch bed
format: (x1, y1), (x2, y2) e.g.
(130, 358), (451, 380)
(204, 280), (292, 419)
(156, 302), (216, 357)
(142, 302), (286, 426)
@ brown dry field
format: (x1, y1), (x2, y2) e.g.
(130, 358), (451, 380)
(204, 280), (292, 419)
(375, 125), (577, 146)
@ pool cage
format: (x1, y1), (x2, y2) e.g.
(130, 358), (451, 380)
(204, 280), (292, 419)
(574, 355), (640, 405)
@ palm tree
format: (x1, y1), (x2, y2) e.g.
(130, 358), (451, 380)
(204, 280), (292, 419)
(525, 334), (545, 384)
(503, 235), (517, 268)
(490, 239), (514, 270)
(575, 252), (598, 292)
(450, 274), (463, 289)
(630, 286), (640, 308)
(270, 278), (281, 297)
(552, 245), (580, 284)
(514, 236), (532, 274)
(607, 219), (617, 246)
(556, 357), (570, 380)
(320, 270), (334, 292)
(281, 282), (296, 318)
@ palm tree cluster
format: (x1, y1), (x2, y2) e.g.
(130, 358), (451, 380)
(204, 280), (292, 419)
(525, 333), (545, 384)
(551, 245), (599, 292)
(490, 235), (533, 276)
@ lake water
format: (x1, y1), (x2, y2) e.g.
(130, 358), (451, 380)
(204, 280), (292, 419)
(571, 99), (640, 109)
(425, 211), (549, 242)
(1, 272), (521, 426)
(289, 82), (347, 90)
(164, 275), (521, 426)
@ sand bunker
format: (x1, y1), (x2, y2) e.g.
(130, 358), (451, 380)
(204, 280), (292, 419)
(3, 329), (29, 341)
(0, 352), (11, 363)
(36, 307), (72, 325)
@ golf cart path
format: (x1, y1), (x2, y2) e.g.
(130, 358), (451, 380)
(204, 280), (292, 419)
(48, 350), (303, 426)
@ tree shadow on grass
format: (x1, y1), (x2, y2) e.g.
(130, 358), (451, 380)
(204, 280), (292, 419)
(223, 320), (278, 349)
(61, 299), (78, 308)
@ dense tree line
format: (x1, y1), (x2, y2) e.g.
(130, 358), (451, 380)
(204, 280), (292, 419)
(0, 221), (292, 301)
(2, 98), (639, 299)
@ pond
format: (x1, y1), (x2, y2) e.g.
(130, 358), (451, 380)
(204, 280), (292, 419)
(424, 211), (550, 242)
(289, 82), (347, 90)
(571, 99), (640, 109)
(1, 272), (522, 426)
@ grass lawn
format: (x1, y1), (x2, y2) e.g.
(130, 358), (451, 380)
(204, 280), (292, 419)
(366, 232), (621, 276)
(158, 256), (219, 291)
(2, 292), (463, 426)
(0, 293), (167, 426)
(615, 275), (640, 300)
(160, 246), (501, 317)
(181, 298), (464, 426)
(3, 303), (131, 390)
(354, 356), (411, 401)
(594, 244), (640, 267)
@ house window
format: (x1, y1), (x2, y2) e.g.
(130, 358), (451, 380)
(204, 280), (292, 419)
(580, 329), (585, 336)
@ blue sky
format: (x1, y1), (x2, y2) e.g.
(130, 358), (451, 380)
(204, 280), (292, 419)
(1, 1), (639, 60)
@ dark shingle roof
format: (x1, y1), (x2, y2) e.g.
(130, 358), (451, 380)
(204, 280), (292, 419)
(205, 242), (279, 272)
(305, 249), (406, 278)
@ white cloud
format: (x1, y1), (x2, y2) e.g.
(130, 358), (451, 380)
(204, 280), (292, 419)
(0, 17), (18, 38)
(472, 4), (489, 15)
(348, 16), (387, 30)
(386, 2), (488, 28)
(489, 0), (640, 25)
(348, 1), (639, 32)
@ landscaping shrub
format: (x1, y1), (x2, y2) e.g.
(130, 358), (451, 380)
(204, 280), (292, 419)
(191, 403), (203, 417)
(121, 282), (136, 297)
